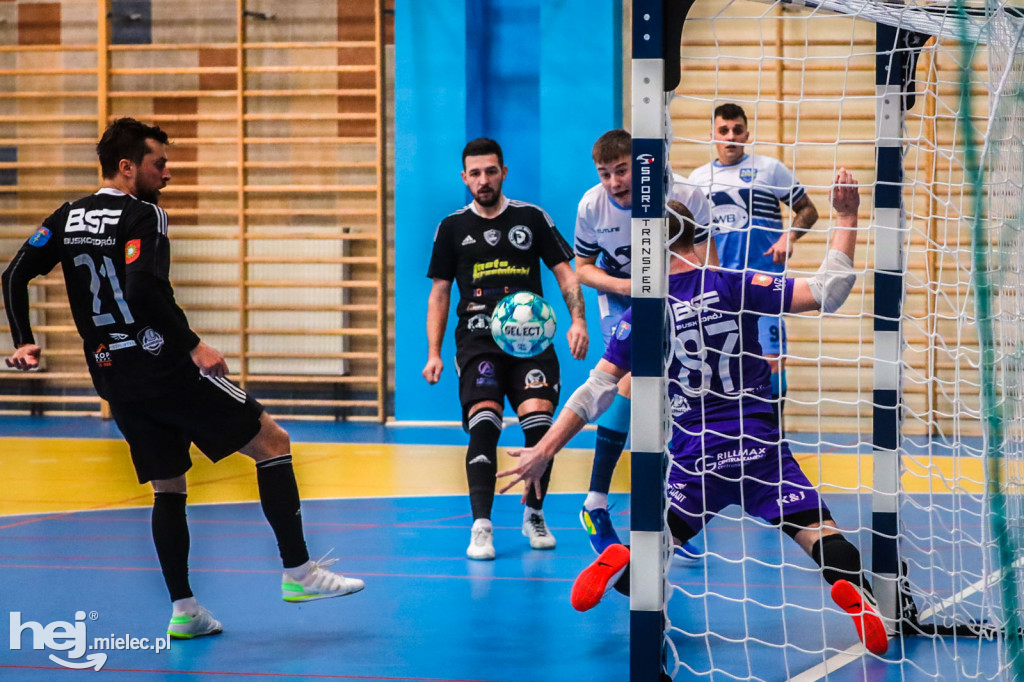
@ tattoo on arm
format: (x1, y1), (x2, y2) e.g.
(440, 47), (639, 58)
(790, 196), (818, 237)
(562, 284), (586, 321)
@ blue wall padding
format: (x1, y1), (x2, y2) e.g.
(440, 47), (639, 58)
(394, 0), (622, 421)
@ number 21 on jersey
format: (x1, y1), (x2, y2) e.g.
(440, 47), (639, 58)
(73, 254), (135, 327)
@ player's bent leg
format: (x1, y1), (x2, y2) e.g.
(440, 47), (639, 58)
(240, 412), (365, 601)
(791, 519), (889, 655)
(571, 544), (630, 612)
(240, 413), (309, 568)
(830, 579), (888, 655)
(238, 411), (290, 462)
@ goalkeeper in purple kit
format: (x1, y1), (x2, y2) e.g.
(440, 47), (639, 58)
(498, 169), (889, 656)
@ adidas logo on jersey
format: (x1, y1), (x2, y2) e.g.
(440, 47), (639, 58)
(462, 235), (476, 246)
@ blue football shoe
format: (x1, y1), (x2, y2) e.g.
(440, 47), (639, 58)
(580, 506), (622, 554)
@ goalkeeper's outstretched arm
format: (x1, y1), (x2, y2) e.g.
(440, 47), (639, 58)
(789, 168), (861, 314)
(498, 358), (627, 501)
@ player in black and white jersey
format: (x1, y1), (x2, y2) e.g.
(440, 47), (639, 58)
(2, 118), (364, 640)
(423, 137), (588, 560)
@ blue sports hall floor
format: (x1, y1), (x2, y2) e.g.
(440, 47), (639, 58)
(0, 417), (1008, 681)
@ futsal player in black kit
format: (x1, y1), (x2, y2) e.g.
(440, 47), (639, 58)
(2, 118), (364, 640)
(423, 137), (588, 560)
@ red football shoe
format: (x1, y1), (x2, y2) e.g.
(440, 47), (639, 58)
(831, 579), (889, 655)
(571, 544), (630, 612)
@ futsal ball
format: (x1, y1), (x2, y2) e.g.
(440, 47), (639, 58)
(490, 291), (558, 358)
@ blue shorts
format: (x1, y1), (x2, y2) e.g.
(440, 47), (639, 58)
(667, 427), (828, 533)
(757, 314), (786, 357)
(597, 291), (631, 347)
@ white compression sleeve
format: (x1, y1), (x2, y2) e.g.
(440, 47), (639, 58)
(807, 249), (856, 313)
(564, 368), (620, 423)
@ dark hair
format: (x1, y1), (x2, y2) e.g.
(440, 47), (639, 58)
(667, 200), (696, 252)
(592, 129), (632, 165)
(462, 138), (503, 168)
(714, 103), (748, 125)
(97, 118), (170, 179)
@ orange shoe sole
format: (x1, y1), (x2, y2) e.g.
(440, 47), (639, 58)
(571, 544), (630, 612)
(831, 579), (889, 655)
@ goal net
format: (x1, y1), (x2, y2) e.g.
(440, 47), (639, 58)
(629, 1), (1024, 679)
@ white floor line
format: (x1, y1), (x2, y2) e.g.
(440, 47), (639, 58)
(789, 643), (867, 682)
(917, 555), (1024, 622)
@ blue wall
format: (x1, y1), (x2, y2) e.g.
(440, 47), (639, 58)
(394, 0), (622, 421)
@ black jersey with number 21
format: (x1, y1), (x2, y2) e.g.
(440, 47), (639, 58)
(3, 188), (199, 401)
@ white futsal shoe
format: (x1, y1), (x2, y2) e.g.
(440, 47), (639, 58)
(282, 554), (365, 603)
(167, 605), (223, 639)
(523, 508), (556, 550)
(467, 518), (495, 560)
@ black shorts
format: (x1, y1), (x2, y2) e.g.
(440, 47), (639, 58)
(108, 373), (265, 484)
(455, 343), (560, 429)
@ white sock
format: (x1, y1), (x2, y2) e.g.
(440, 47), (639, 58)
(172, 597), (198, 616)
(524, 506), (544, 520)
(472, 518), (492, 531)
(284, 560), (314, 582)
(584, 492), (609, 510)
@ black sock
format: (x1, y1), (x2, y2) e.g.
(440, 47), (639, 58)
(152, 492), (192, 602)
(466, 408), (502, 520)
(589, 426), (628, 495)
(520, 411), (554, 510)
(256, 454), (310, 569)
(811, 534), (869, 592)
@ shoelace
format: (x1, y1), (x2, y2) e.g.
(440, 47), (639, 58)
(590, 508), (613, 531)
(472, 527), (491, 545)
(195, 607), (219, 625)
(528, 515), (549, 536)
(175, 606), (218, 628)
(304, 551), (343, 587)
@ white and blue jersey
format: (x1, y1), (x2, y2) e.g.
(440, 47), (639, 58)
(689, 155), (806, 356)
(575, 175), (712, 345)
(689, 154), (806, 276)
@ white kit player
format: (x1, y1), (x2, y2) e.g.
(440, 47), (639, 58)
(689, 103), (819, 428)
(574, 129), (712, 562)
